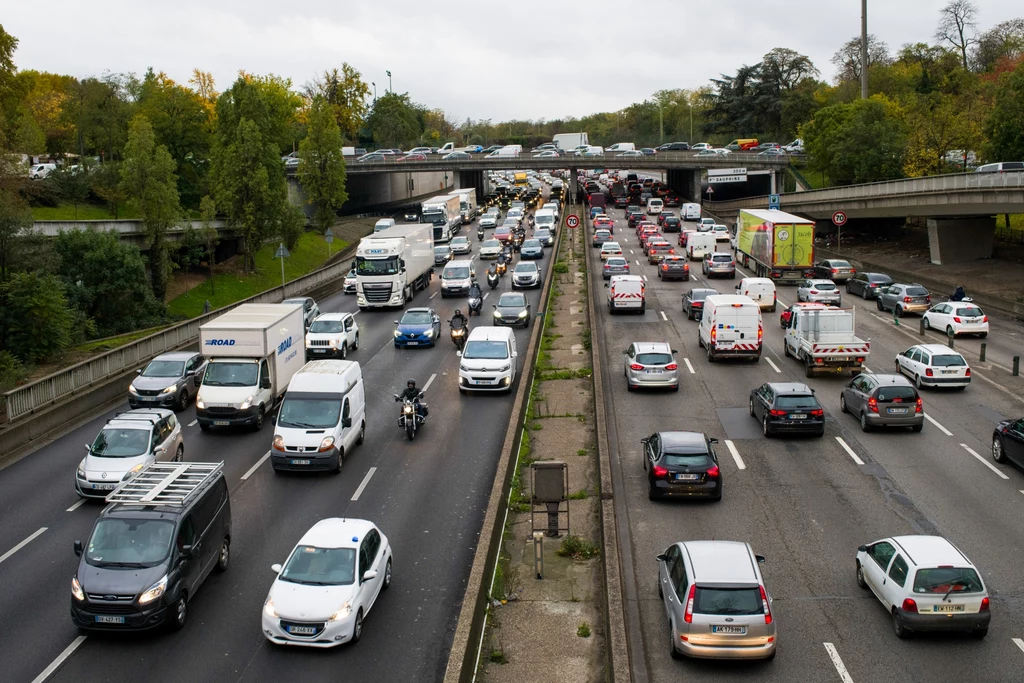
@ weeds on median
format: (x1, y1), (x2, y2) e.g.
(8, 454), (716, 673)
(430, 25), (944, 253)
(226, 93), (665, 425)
(577, 622), (592, 638)
(557, 535), (600, 560)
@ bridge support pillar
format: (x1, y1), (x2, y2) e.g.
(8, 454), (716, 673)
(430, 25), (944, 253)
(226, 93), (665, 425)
(665, 169), (701, 201)
(927, 216), (995, 265)
(455, 170), (484, 201)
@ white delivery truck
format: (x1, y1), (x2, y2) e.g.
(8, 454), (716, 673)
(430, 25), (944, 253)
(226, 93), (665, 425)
(607, 275), (646, 314)
(196, 303), (306, 431)
(355, 223), (434, 309)
(553, 133), (589, 153)
(421, 193), (461, 243)
(683, 203), (702, 221)
(782, 305), (870, 377)
(451, 188), (479, 225)
(534, 207), (557, 233)
(270, 360), (365, 474)
(687, 232), (717, 261)
(699, 295), (762, 362)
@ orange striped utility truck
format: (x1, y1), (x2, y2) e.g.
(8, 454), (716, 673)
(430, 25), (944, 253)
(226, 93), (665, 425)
(782, 304), (870, 377)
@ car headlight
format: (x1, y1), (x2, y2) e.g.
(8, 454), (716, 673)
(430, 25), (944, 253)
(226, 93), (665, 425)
(498, 364), (511, 372)
(460, 364), (469, 372)
(77, 460), (86, 478)
(138, 575), (167, 604)
(425, 329), (434, 338)
(72, 576), (85, 601)
(128, 383), (139, 395)
(123, 463), (144, 481)
(161, 384), (177, 394)
(240, 395), (254, 410)
(394, 330), (401, 338)
(264, 596), (278, 618)
(493, 310), (500, 317)
(329, 601), (352, 621)
(196, 398), (205, 410)
(318, 436), (336, 452)
(518, 310), (528, 318)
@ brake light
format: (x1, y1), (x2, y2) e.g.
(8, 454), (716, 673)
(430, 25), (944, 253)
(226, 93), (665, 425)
(604, 264), (610, 269)
(810, 290), (818, 295)
(760, 585), (773, 624)
(630, 363), (644, 371)
(982, 316), (988, 322)
(769, 409), (786, 417)
(664, 363), (678, 370)
(965, 368), (971, 377)
(915, 397), (923, 413)
(856, 357), (865, 363)
(710, 327), (717, 343)
(683, 585), (696, 623)
(850, 269), (856, 274)
(868, 397), (878, 413)
(980, 597), (990, 611)
(706, 465), (720, 478)
(904, 296), (912, 303)
(925, 368), (933, 377)
(758, 324), (763, 345)
(668, 248), (674, 254)
(652, 465), (669, 478)
(662, 264), (668, 270)
(901, 598), (918, 614)
(954, 317), (961, 323)
(926, 296), (931, 303)
(810, 409), (824, 417)
(831, 268), (838, 274)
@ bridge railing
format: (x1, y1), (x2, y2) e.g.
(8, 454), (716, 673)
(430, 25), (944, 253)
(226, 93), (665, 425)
(30, 219), (231, 237)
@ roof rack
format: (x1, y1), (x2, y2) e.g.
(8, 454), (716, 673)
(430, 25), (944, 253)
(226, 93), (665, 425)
(108, 411), (165, 427)
(106, 462), (223, 507)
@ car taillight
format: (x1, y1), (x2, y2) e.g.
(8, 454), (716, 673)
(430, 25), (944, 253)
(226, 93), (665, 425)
(758, 324), (763, 345)
(760, 585), (773, 624)
(868, 397), (878, 413)
(810, 290), (818, 295)
(652, 465), (669, 479)
(810, 409), (824, 417)
(901, 598), (918, 613)
(965, 368), (971, 377)
(903, 296), (912, 303)
(980, 597), (990, 611)
(710, 328), (717, 343)
(706, 465), (720, 478)
(604, 264), (610, 269)
(630, 363), (644, 371)
(668, 249), (674, 254)
(983, 316), (988, 322)
(662, 264), (668, 270)
(915, 398), (923, 413)
(925, 368), (933, 377)
(926, 296), (931, 303)
(769, 409), (786, 417)
(954, 317), (961, 323)
(693, 301), (702, 307)
(665, 363), (678, 370)
(683, 585), (696, 623)
(856, 357), (865, 363)
(831, 268), (838, 274)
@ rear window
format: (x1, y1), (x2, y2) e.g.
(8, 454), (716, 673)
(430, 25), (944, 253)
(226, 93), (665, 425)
(931, 354), (967, 367)
(815, 282), (836, 290)
(830, 260), (852, 268)
(958, 306), (983, 317)
(1003, 162), (1024, 170)
(662, 453), (709, 467)
(775, 395), (819, 408)
(906, 287), (929, 296)
(635, 353), (673, 365)
(712, 255), (733, 262)
(874, 385), (917, 402)
(693, 587), (765, 616)
(913, 567), (984, 594)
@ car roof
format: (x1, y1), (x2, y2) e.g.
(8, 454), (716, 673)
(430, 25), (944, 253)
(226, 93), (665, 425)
(807, 279), (834, 284)
(631, 341), (671, 353)
(659, 431), (707, 450)
(299, 518), (377, 549)
(866, 373), (912, 386)
(282, 297), (313, 304)
(767, 382), (813, 396)
(405, 307), (432, 314)
(151, 351), (198, 361)
(681, 541), (758, 583)
(689, 288), (719, 296)
(312, 312), (353, 321)
(917, 343), (964, 355)
(890, 535), (970, 567)
(106, 409), (172, 428)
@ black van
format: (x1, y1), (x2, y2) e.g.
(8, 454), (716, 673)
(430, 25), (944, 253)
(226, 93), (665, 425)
(71, 462), (231, 632)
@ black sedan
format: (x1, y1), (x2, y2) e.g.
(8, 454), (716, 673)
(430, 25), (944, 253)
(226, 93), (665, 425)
(520, 238), (544, 259)
(492, 292), (531, 328)
(846, 272), (893, 299)
(992, 417), (1024, 469)
(642, 431), (722, 501)
(682, 287), (718, 320)
(749, 382), (825, 437)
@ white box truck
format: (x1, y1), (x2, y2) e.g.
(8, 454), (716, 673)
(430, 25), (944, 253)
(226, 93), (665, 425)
(452, 188), (479, 225)
(196, 303), (306, 431)
(553, 133), (589, 153)
(355, 223), (434, 309)
(687, 232), (717, 261)
(782, 305), (870, 377)
(421, 193), (461, 243)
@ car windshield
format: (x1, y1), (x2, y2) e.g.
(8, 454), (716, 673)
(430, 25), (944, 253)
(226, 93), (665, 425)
(957, 306), (983, 317)
(91, 427), (151, 457)
(277, 398), (342, 429)
(604, 243), (620, 250)
(913, 567), (984, 594)
(815, 282), (836, 290)
(203, 362), (257, 387)
(443, 267), (470, 279)
(662, 452), (709, 467)
(356, 256), (401, 276)
(280, 545), (356, 586)
(535, 229), (550, 237)
(435, 247), (450, 254)
(776, 395), (819, 408)
(693, 587), (765, 616)
(931, 354), (967, 367)
(451, 238), (468, 246)
(141, 360), (184, 378)
(498, 294), (526, 307)
(515, 264), (537, 273)
(483, 240), (500, 249)
(635, 353), (673, 365)
(496, 227), (510, 236)
(523, 239), (541, 248)
(906, 287), (929, 296)
(86, 519), (175, 567)
(875, 385), (917, 402)
(401, 311), (433, 325)
(309, 319), (345, 334)
(463, 340), (510, 360)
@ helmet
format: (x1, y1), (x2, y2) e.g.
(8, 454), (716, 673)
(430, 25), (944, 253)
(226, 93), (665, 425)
(407, 379), (416, 388)
(454, 309), (462, 316)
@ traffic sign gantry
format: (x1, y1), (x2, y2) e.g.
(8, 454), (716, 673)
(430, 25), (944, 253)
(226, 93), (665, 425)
(832, 211), (848, 226)
(566, 214), (580, 229)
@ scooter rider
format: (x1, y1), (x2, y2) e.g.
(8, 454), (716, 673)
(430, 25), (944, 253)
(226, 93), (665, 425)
(467, 280), (483, 313)
(450, 309), (469, 330)
(950, 285), (966, 302)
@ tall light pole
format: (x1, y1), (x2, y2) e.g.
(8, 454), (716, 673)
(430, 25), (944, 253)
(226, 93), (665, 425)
(689, 101), (694, 143)
(658, 100), (677, 144)
(372, 82), (377, 101)
(386, 70), (392, 93)
(860, 0), (869, 99)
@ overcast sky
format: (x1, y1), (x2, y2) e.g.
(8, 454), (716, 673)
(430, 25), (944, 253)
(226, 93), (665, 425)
(5, 1), (1021, 122)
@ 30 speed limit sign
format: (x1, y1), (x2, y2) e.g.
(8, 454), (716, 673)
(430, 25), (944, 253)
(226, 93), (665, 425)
(565, 214), (580, 229)
(831, 211), (848, 227)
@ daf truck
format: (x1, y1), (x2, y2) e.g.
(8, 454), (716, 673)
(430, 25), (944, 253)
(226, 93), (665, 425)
(451, 188), (479, 225)
(735, 209), (815, 283)
(196, 303), (306, 431)
(421, 193), (461, 243)
(355, 223), (434, 309)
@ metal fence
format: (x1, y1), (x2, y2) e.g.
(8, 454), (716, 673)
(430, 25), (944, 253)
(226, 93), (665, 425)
(2, 257), (352, 422)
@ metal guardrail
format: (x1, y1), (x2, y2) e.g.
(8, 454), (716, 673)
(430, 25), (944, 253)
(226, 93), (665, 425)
(2, 256), (352, 422)
(31, 219), (232, 238)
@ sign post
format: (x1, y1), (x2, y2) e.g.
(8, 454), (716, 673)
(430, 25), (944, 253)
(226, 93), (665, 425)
(768, 194), (780, 210)
(325, 228), (334, 259)
(831, 211), (847, 251)
(274, 243), (291, 289)
(565, 214), (580, 229)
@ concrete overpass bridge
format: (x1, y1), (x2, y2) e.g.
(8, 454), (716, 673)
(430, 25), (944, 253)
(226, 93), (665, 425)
(705, 172), (1024, 264)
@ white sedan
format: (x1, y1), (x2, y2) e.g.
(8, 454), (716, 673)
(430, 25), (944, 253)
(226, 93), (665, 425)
(479, 239), (503, 259)
(797, 279), (842, 306)
(922, 302), (989, 338)
(262, 518), (392, 648)
(895, 343), (971, 389)
(600, 242), (623, 260)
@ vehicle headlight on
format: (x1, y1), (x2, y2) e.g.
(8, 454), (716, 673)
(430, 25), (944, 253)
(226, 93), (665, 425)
(72, 576), (85, 601)
(318, 436), (336, 452)
(394, 330), (401, 338)
(403, 404), (414, 414)
(161, 385), (177, 394)
(264, 596), (278, 618)
(518, 310), (528, 318)
(329, 601), (352, 621)
(138, 574), (167, 604)
(240, 395), (254, 410)
(196, 398), (205, 410)
(493, 310), (500, 317)
(128, 383), (139, 395)
(425, 329), (434, 338)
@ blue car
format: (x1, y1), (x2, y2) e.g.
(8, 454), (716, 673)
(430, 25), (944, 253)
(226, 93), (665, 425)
(589, 205), (605, 219)
(394, 307), (441, 348)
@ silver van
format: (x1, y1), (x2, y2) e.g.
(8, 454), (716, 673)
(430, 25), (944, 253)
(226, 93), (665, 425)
(657, 540), (776, 660)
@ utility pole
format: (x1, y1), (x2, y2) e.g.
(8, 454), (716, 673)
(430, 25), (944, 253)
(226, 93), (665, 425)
(372, 82), (377, 101)
(860, 0), (869, 99)
(386, 70), (392, 94)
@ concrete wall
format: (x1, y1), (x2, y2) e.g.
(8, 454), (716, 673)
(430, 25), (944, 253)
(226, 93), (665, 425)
(338, 170), (451, 212)
(927, 216), (996, 264)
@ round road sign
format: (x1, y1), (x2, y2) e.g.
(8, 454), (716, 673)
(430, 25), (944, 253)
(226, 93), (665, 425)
(832, 211), (848, 226)
(566, 214), (580, 229)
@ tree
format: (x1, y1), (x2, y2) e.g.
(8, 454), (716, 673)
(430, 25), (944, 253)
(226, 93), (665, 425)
(199, 194), (219, 294)
(90, 161), (127, 218)
(973, 19), (1024, 72)
(801, 95), (908, 185)
(0, 272), (75, 362)
(935, 0), (978, 70)
(120, 115), (181, 300)
(216, 73), (303, 155)
(762, 48), (820, 90)
(832, 35), (892, 83)
(279, 203), (306, 252)
(366, 92), (422, 148)
(49, 164), (92, 219)
(303, 65), (370, 142)
(0, 188), (31, 281)
(176, 225), (205, 296)
(0, 23), (16, 95)
(297, 96), (349, 234)
(188, 69), (218, 116)
(983, 61), (1024, 162)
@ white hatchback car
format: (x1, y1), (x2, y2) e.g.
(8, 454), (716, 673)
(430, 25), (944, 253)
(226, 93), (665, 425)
(855, 535), (990, 639)
(479, 239), (503, 259)
(263, 518), (392, 648)
(796, 279), (842, 305)
(75, 410), (184, 498)
(600, 241), (623, 260)
(922, 302), (989, 338)
(895, 343), (970, 389)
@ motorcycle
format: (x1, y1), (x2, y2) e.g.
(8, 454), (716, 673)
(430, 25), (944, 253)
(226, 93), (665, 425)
(394, 391), (427, 440)
(468, 292), (483, 315)
(450, 323), (467, 350)
(496, 260), (507, 276)
(487, 271), (500, 289)
(477, 226), (485, 241)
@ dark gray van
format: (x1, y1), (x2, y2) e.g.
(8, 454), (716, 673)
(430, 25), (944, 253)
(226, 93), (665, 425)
(71, 462), (231, 632)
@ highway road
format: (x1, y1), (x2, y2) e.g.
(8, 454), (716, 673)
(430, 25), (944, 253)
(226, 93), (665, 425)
(587, 200), (1024, 682)
(0, 210), (550, 683)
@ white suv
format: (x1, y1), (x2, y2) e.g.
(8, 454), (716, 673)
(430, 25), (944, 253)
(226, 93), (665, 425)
(856, 535), (990, 639)
(895, 343), (970, 389)
(305, 312), (360, 360)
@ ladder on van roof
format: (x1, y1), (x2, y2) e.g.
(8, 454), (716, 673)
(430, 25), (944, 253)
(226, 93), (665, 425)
(106, 462), (223, 507)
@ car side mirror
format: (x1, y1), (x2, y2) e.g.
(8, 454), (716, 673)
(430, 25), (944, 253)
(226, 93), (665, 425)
(363, 569), (378, 582)
(85, 443), (91, 451)
(74, 540), (83, 556)
(709, 437), (719, 444)
(858, 545), (868, 553)
(655, 553), (667, 562)
(393, 320), (399, 324)
(672, 349), (678, 354)
(342, 417), (352, 428)
(604, 283), (609, 288)
(755, 555), (766, 564)
(641, 438), (649, 444)
(185, 370), (195, 377)
(271, 563), (282, 574)
(180, 545), (194, 560)
(136, 369), (142, 375)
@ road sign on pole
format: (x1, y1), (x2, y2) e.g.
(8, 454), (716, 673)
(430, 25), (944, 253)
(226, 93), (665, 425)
(768, 194), (780, 210)
(705, 185), (715, 196)
(275, 243), (290, 288)
(565, 214), (580, 229)
(831, 211), (847, 226)
(325, 228), (334, 259)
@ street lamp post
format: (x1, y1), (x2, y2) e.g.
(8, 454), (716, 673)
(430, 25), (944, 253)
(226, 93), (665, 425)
(372, 82), (376, 100)
(386, 70), (392, 93)
(658, 100), (678, 145)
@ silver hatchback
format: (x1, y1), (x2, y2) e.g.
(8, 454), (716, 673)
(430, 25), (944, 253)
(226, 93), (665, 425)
(657, 540), (776, 660)
(623, 342), (680, 391)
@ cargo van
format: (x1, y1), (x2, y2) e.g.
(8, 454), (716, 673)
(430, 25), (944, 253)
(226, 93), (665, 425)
(607, 275), (645, 314)
(374, 218), (395, 233)
(726, 139), (759, 151)
(271, 360), (365, 473)
(687, 232), (717, 261)
(646, 197), (664, 215)
(457, 326), (519, 393)
(606, 142), (636, 153)
(440, 259), (476, 297)
(698, 295), (763, 361)
(736, 277), (777, 312)
(682, 203), (701, 221)
(534, 207), (557, 232)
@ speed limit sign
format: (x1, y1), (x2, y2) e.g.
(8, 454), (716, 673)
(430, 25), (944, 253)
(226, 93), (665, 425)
(832, 211), (847, 227)
(565, 214), (580, 229)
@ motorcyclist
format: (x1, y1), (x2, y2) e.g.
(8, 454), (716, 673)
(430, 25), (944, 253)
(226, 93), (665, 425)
(450, 309), (468, 330)
(467, 281), (483, 313)
(950, 285), (966, 302)
(397, 379), (426, 419)
(487, 263), (500, 288)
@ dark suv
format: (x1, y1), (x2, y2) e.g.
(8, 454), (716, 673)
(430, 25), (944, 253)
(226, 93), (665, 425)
(642, 431), (722, 501)
(749, 382), (825, 437)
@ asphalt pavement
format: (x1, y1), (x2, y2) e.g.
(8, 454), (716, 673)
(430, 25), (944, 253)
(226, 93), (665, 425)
(587, 200), (1024, 682)
(0, 212), (551, 683)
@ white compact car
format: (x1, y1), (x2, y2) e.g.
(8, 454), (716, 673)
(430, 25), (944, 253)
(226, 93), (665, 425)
(263, 518), (392, 648)
(895, 343), (970, 389)
(479, 239), (502, 259)
(600, 242), (623, 260)
(76, 410), (184, 498)
(797, 279), (842, 306)
(921, 302), (989, 338)
(856, 535), (990, 639)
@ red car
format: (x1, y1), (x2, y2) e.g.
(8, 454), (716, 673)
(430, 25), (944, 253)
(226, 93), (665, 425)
(398, 153), (426, 162)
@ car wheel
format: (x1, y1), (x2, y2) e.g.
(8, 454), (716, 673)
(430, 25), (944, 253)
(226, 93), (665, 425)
(762, 416), (772, 438)
(860, 411), (872, 432)
(876, 299), (884, 311)
(351, 608), (364, 643)
(846, 283), (852, 294)
(382, 558), (393, 590)
(915, 374), (923, 390)
(215, 537), (230, 573)
(922, 317), (931, 330)
(896, 306), (904, 318)
(357, 421), (365, 445)
(340, 342), (348, 359)
(911, 424), (923, 432)
(669, 625), (682, 660)
(253, 406), (265, 431)
(856, 561), (868, 589)
(783, 342), (791, 357)
(840, 394), (848, 413)
(199, 422), (210, 432)
(170, 593), (188, 631)
(648, 483), (659, 501)
(993, 436), (1006, 463)
(892, 609), (910, 640)
(946, 326), (955, 338)
(333, 448), (344, 474)
(174, 444), (184, 462)
(177, 389), (189, 412)
(707, 344), (714, 362)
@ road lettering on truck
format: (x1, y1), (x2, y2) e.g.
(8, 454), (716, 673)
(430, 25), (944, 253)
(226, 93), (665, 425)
(277, 337), (293, 355)
(205, 339), (236, 346)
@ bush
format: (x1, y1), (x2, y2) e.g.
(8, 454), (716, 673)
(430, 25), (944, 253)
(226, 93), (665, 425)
(553, 261), (569, 274)
(577, 622), (592, 638)
(0, 272), (74, 363)
(557, 535), (600, 560)
(0, 350), (26, 393)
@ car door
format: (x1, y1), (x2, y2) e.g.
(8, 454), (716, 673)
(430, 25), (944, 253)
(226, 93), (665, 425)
(862, 541), (896, 604)
(916, 349), (931, 377)
(175, 515), (201, 593)
(344, 315), (357, 346)
(926, 304), (948, 329)
(845, 375), (870, 414)
(753, 384), (770, 420)
(1005, 418), (1024, 467)
(659, 544), (683, 620)
(798, 280), (810, 301)
(624, 345), (636, 374)
(881, 554), (911, 609)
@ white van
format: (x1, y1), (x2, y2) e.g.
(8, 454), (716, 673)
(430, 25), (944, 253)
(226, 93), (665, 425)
(607, 275), (645, 314)
(736, 277), (777, 312)
(683, 203), (702, 221)
(373, 218), (396, 233)
(576, 145), (604, 157)
(29, 163), (57, 179)
(698, 295), (763, 362)
(646, 198), (664, 215)
(458, 326), (519, 393)
(441, 259), (476, 297)
(687, 232), (717, 261)
(271, 360), (365, 473)
(534, 207), (557, 232)
(606, 142), (636, 152)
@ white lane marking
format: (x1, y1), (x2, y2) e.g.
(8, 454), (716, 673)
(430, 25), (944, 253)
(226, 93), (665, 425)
(683, 358), (695, 374)
(861, 366), (872, 374)
(422, 373), (438, 392)
(482, 293), (489, 301)
(723, 440), (746, 470)
(835, 437), (865, 466)
(188, 419), (197, 427)
(765, 357), (781, 373)
(352, 309), (360, 315)
(0, 527), (47, 565)
(923, 413), (952, 436)
(31, 635), (87, 683)
(241, 450), (272, 480)
(1012, 637), (1024, 654)
(635, 260), (640, 266)
(823, 642), (855, 683)
(642, 275), (648, 282)
(351, 467), (377, 501)
(961, 443), (1009, 480)
(629, 249), (635, 254)
(430, 292), (438, 300)
(660, 311), (668, 322)
(66, 499), (87, 512)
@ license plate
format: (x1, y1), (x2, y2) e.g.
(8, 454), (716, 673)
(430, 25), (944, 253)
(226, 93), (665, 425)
(474, 379), (493, 385)
(91, 483), (116, 491)
(406, 341), (419, 345)
(286, 625), (317, 635)
(213, 420), (230, 426)
(932, 604), (965, 612)
(646, 369), (663, 374)
(712, 625), (746, 634)
(675, 473), (699, 481)
(790, 414), (806, 419)
(312, 349), (326, 354)
(95, 615), (125, 624)
(290, 459), (311, 465)
(888, 407), (908, 414)
(943, 370), (958, 375)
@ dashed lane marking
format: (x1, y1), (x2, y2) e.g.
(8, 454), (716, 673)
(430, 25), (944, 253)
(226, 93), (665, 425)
(188, 419), (197, 427)
(660, 311), (668, 321)
(430, 292), (438, 300)
(66, 499), (87, 512)
(835, 437), (865, 465)
(1012, 637), (1024, 654)
(241, 450), (271, 480)
(0, 527), (47, 565)
(422, 373), (438, 392)
(683, 358), (695, 374)
(765, 357), (781, 373)
(723, 440), (746, 470)
(961, 443), (1009, 480)
(31, 635), (87, 683)
(351, 467), (377, 501)
(924, 413), (953, 436)
(823, 642), (855, 683)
